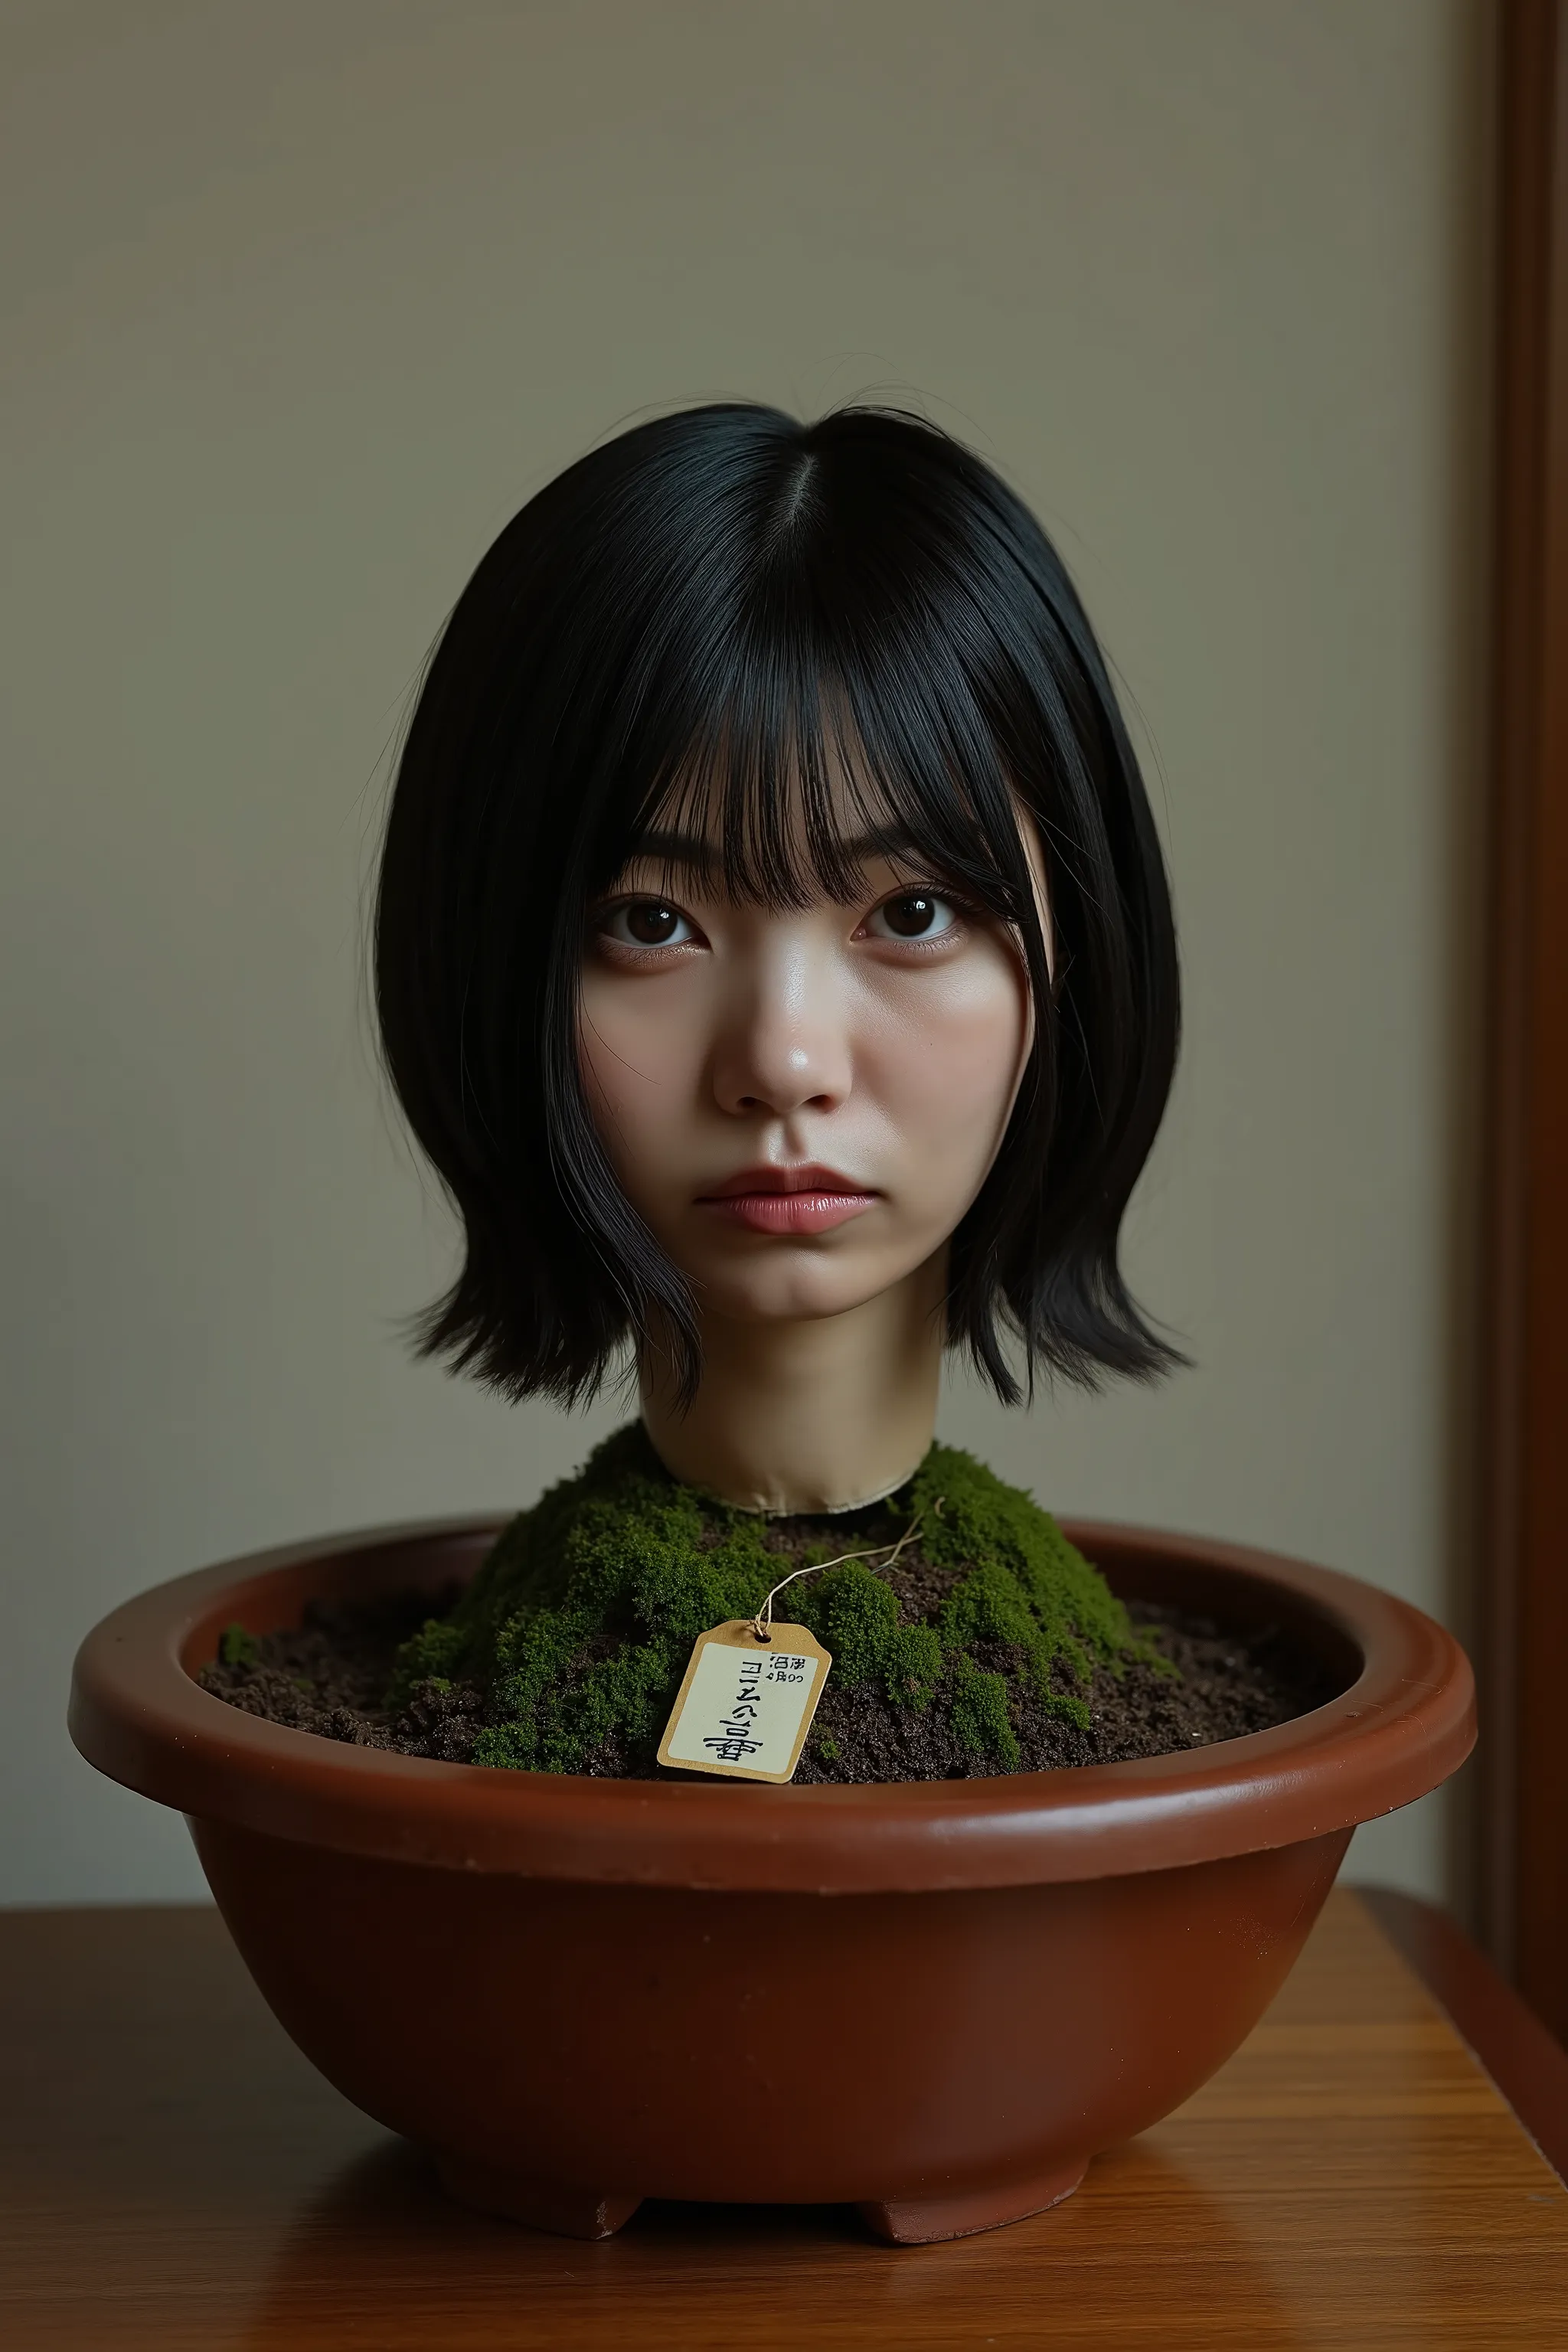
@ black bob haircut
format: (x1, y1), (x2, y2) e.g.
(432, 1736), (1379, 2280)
(374, 403), (1181, 1410)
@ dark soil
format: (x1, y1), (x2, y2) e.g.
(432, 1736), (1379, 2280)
(198, 1588), (482, 1762)
(794, 1600), (1341, 1779)
(198, 1567), (1345, 1782)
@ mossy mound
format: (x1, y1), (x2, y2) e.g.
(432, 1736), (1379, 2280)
(389, 1424), (1168, 1777)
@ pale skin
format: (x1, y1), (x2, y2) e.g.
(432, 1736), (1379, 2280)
(577, 800), (1050, 1513)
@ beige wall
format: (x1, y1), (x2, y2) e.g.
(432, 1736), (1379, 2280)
(1, 0), (1488, 1902)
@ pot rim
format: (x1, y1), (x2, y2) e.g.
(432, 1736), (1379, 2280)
(69, 1514), (1475, 1893)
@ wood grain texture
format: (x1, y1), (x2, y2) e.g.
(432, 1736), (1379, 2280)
(1481, 0), (1568, 2031)
(1363, 1883), (1568, 2181)
(0, 1890), (1563, 2350)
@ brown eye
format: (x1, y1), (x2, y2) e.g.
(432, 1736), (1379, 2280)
(602, 900), (694, 949)
(867, 891), (957, 942)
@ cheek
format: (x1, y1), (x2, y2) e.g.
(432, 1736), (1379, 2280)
(577, 977), (701, 1171)
(865, 957), (1029, 1157)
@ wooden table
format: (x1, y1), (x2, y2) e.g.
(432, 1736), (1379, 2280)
(2, 1888), (1563, 2349)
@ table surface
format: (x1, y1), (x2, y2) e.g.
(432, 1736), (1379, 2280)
(1, 1886), (1563, 2351)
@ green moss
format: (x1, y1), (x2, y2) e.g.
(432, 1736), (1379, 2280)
(397, 1615), (466, 1687)
(949, 1653), (1021, 1767)
(389, 1423), (1166, 1775)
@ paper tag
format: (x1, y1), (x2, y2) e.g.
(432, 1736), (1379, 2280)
(657, 1620), (831, 1784)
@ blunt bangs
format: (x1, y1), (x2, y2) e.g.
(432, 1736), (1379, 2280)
(374, 402), (1181, 1408)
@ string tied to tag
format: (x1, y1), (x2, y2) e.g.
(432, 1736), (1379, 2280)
(750, 1511), (929, 1643)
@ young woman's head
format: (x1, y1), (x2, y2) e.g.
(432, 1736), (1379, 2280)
(374, 403), (1180, 1408)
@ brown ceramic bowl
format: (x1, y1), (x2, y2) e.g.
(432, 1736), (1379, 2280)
(70, 1517), (1474, 2245)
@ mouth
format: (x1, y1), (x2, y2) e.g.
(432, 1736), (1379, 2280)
(695, 1163), (880, 1238)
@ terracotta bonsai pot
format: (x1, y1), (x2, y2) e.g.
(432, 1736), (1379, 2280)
(70, 1517), (1473, 2245)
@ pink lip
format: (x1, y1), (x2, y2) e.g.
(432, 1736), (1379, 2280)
(696, 1163), (879, 1237)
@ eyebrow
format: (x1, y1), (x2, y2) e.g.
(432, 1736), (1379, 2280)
(624, 822), (926, 873)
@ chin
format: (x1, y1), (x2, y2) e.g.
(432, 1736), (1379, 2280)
(686, 1252), (900, 1325)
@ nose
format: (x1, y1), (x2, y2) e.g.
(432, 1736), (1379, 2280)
(709, 933), (852, 1119)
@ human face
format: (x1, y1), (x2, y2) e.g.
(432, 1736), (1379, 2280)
(577, 808), (1045, 1329)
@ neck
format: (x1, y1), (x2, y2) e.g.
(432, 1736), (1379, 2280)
(639, 1258), (946, 1514)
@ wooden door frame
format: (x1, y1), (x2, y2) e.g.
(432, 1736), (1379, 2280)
(1478, 0), (1568, 2034)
